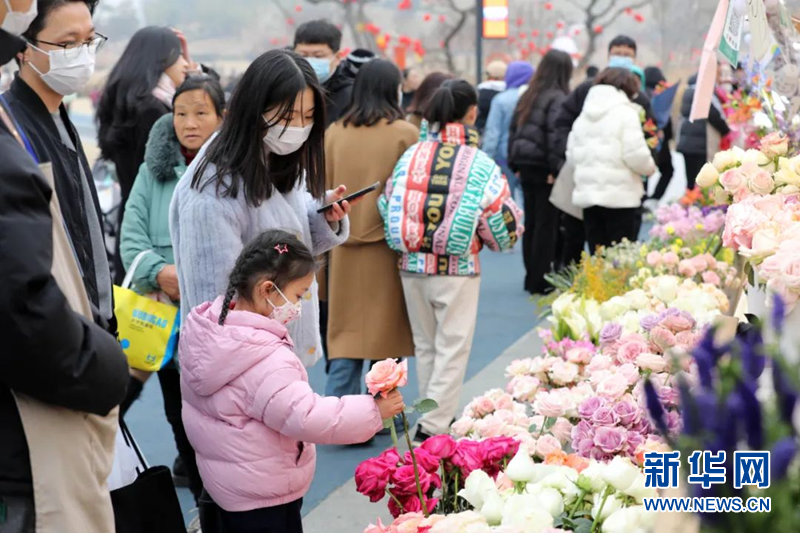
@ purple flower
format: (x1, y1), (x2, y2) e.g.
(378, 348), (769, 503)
(644, 379), (668, 436)
(773, 360), (798, 426)
(593, 426), (628, 453)
(772, 294), (786, 335)
(625, 431), (645, 454)
(600, 323), (623, 346)
(591, 406), (621, 427)
(737, 326), (765, 382)
(640, 314), (661, 332)
(612, 400), (642, 427)
(578, 396), (605, 419)
(770, 437), (798, 482)
(571, 420), (594, 442)
(665, 411), (682, 434)
(737, 381), (763, 450)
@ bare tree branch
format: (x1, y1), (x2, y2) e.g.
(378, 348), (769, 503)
(596, 0), (652, 25)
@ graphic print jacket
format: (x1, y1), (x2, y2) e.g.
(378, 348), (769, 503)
(379, 121), (524, 276)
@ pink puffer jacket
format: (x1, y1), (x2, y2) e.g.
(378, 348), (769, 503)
(180, 297), (383, 512)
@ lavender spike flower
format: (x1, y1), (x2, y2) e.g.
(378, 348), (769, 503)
(736, 381), (763, 451)
(737, 325), (766, 382)
(772, 293), (786, 335)
(770, 437), (798, 482)
(772, 361), (798, 426)
(644, 379), (668, 436)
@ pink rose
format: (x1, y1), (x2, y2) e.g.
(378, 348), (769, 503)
(617, 363), (642, 386)
(366, 359), (408, 398)
(565, 346), (594, 364)
(481, 436), (520, 464)
(578, 396), (605, 418)
(690, 255), (709, 272)
(596, 375), (629, 399)
(472, 397), (496, 417)
(363, 519), (390, 533)
(474, 414), (507, 438)
(593, 426), (628, 453)
(451, 439), (483, 477)
(451, 416), (474, 437)
(749, 167), (776, 195)
(760, 132), (789, 158)
(678, 260), (697, 278)
(636, 352), (668, 372)
(591, 406), (620, 426)
(702, 271), (722, 286)
(550, 417), (574, 443)
(720, 167), (746, 193)
(649, 326), (677, 352)
(587, 354), (614, 374)
(404, 448), (440, 474)
(391, 465), (440, 495)
(675, 330), (700, 349)
(646, 251), (662, 266)
(388, 495), (438, 519)
(534, 434), (563, 458)
(660, 314), (694, 333)
(534, 390), (568, 418)
(613, 399), (642, 427)
(494, 394), (514, 412)
(392, 513), (426, 533)
(549, 360), (579, 385)
(355, 448), (401, 502)
(420, 434), (457, 460)
(616, 340), (649, 365)
(662, 251), (680, 266)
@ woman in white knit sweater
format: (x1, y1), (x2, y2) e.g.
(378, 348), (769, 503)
(169, 49), (356, 368)
(567, 67), (656, 253)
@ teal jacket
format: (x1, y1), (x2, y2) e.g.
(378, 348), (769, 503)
(120, 114), (185, 293)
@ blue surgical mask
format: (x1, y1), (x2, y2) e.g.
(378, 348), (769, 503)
(609, 55), (634, 70)
(307, 57), (332, 83)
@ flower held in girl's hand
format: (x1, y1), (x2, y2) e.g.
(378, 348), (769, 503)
(366, 359), (409, 398)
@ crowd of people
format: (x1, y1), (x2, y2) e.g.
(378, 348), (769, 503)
(0, 2), (735, 533)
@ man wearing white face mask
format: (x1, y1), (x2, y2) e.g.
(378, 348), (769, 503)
(2, 0), (113, 328)
(0, 1), (129, 532)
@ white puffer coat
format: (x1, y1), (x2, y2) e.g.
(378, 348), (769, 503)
(567, 84), (656, 209)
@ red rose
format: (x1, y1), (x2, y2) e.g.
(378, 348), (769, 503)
(451, 439), (483, 477)
(404, 448), (440, 474)
(355, 458), (392, 503)
(420, 434), (457, 460)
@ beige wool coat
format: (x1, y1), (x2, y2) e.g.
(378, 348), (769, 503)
(323, 118), (419, 361)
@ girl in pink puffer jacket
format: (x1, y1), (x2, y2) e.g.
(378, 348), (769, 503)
(179, 230), (405, 533)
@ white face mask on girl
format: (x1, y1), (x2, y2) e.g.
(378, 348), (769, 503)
(267, 286), (302, 326)
(263, 120), (313, 156)
(1, 0), (37, 36)
(27, 42), (96, 96)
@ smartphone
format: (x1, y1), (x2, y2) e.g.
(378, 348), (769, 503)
(316, 181), (382, 213)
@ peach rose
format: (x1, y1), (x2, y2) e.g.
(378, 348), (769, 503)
(720, 167), (746, 193)
(365, 359), (408, 398)
(760, 132), (789, 159)
(636, 353), (668, 372)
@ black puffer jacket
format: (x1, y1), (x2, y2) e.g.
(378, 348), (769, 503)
(508, 88), (567, 175)
(677, 75), (731, 156)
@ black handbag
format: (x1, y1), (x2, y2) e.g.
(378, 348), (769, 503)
(110, 421), (187, 533)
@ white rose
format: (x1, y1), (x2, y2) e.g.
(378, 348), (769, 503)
(622, 474), (658, 503)
(480, 490), (505, 526)
(591, 492), (623, 522)
(753, 112), (773, 130)
(459, 469), (498, 510)
(564, 314), (588, 339)
(741, 148), (772, 166)
(538, 467), (580, 499)
(506, 445), (538, 483)
(601, 456), (641, 492)
(501, 494), (555, 533)
(620, 311), (642, 334)
(602, 506), (655, 533)
(651, 276), (679, 303)
(430, 511), (489, 533)
(625, 289), (650, 310)
(695, 162), (721, 188)
(452, 416), (474, 437)
(601, 296), (630, 321)
(525, 486), (565, 518)
(549, 360), (579, 385)
(712, 149), (740, 172)
(577, 462), (608, 493)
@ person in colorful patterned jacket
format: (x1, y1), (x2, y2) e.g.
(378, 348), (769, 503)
(379, 79), (524, 442)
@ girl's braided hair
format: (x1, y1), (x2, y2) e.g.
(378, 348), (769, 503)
(218, 229), (318, 326)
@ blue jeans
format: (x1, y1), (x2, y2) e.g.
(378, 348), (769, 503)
(498, 161), (521, 202)
(325, 358), (364, 397)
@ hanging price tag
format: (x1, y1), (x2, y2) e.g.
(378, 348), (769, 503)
(718, 1), (745, 67)
(747, 0), (771, 59)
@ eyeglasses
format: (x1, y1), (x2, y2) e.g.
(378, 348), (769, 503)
(33, 33), (108, 60)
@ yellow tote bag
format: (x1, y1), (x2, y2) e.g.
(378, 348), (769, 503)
(114, 251), (180, 372)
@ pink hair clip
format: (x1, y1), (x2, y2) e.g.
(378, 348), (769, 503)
(274, 244), (289, 254)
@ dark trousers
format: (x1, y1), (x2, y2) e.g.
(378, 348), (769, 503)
(157, 367), (204, 502)
(0, 495), (35, 533)
(219, 499), (303, 533)
(520, 170), (559, 294)
(557, 212), (586, 269)
(651, 147), (674, 200)
(583, 206), (639, 253)
(682, 154), (706, 191)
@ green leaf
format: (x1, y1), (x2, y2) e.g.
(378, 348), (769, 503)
(528, 423), (538, 434)
(413, 398), (439, 414)
(573, 517), (593, 533)
(382, 418), (393, 429)
(544, 417), (557, 431)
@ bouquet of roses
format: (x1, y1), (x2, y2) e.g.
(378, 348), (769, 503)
(451, 390), (533, 442)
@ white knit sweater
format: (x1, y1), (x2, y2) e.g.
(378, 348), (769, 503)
(169, 146), (349, 368)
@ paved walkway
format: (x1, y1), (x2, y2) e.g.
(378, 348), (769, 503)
(125, 249), (537, 526)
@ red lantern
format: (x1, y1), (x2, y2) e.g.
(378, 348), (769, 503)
(516, 17), (523, 27)
(529, 41), (537, 51)
(399, 35), (413, 45)
(398, 0), (412, 10)
(270, 37), (279, 45)
(518, 31), (526, 40)
(556, 21), (565, 30)
(544, 2), (553, 10)
(573, 27), (581, 35)
(423, 13), (432, 22)
(286, 17), (295, 26)
(624, 8), (633, 14)
(531, 29), (539, 37)
(634, 13), (645, 23)
(546, 31), (554, 39)
(508, 36), (516, 43)
(294, 5), (302, 12)
(439, 15), (446, 23)
(439, 40), (445, 48)
(365, 22), (381, 35)
(593, 24), (603, 34)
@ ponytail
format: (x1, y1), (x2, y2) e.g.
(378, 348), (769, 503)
(217, 230), (318, 326)
(423, 79), (478, 130)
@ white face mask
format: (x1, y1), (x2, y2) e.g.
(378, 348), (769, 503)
(267, 286), (302, 326)
(1, 0), (37, 36)
(28, 42), (96, 96)
(263, 121), (313, 156)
